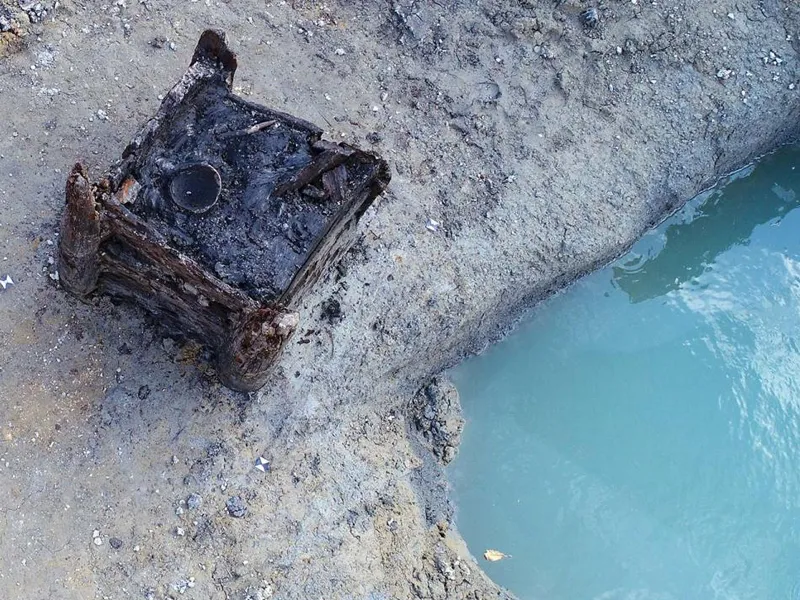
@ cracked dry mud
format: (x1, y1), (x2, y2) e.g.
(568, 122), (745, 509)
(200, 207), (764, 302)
(1, 1), (800, 599)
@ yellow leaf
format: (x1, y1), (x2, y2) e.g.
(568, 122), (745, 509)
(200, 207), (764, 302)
(483, 549), (510, 562)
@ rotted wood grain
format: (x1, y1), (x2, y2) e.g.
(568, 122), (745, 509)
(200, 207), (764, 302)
(59, 163), (101, 299)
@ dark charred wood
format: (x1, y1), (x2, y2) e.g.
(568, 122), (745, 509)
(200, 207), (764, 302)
(271, 142), (355, 198)
(190, 29), (238, 85)
(58, 30), (390, 392)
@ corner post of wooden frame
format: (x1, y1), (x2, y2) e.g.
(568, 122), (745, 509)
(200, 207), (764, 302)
(59, 163), (101, 299)
(216, 307), (300, 392)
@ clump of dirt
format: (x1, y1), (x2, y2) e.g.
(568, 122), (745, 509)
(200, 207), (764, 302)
(0, 0), (57, 57)
(410, 377), (464, 465)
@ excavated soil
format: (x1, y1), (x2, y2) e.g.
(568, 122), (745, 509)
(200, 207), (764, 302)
(1, 1), (800, 598)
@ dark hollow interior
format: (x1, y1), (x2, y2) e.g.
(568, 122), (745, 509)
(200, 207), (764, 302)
(126, 75), (342, 303)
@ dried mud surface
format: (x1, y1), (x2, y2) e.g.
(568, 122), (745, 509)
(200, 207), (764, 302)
(1, 1), (800, 598)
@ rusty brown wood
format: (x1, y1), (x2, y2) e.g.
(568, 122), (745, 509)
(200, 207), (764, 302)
(216, 308), (299, 391)
(59, 164), (101, 299)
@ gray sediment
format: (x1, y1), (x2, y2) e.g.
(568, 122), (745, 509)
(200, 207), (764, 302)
(1, 1), (800, 598)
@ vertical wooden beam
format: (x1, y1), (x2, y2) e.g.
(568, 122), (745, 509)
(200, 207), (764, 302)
(216, 307), (299, 392)
(59, 163), (101, 299)
(191, 29), (238, 87)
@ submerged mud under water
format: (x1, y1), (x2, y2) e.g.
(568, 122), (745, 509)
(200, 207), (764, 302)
(449, 146), (800, 600)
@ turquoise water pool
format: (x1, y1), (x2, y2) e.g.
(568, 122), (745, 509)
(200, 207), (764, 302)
(449, 147), (800, 600)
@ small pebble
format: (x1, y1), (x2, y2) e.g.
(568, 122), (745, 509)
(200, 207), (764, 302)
(109, 537), (123, 549)
(226, 496), (247, 518)
(187, 493), (203, 510)
(426, 218), (441, 233)
(580, 7), (599, 28)
(716, 68), (733, 80)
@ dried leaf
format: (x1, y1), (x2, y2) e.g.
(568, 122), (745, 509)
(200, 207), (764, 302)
(483, 549), (510, 562)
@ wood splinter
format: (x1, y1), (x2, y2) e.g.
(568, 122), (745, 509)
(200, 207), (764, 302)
(58, 29), (390, 392)
(217, 119), (278, 140)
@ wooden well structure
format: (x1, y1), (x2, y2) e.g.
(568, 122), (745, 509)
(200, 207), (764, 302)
(59, 30), (390, 391)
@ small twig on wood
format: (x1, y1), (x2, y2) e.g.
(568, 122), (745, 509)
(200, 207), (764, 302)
(244, 120), (278, 134)
(218, 120), (278, 139)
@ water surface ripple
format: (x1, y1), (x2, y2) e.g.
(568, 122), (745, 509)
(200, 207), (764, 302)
(449, 147), (800, 600)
